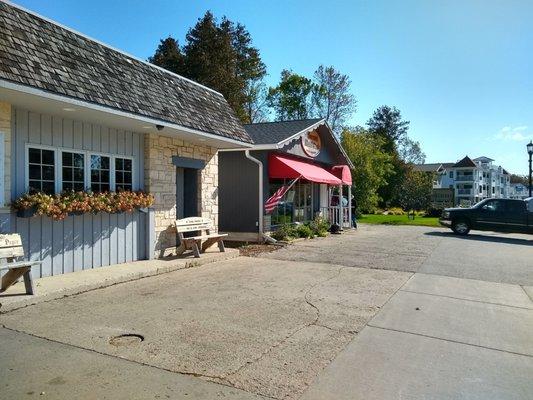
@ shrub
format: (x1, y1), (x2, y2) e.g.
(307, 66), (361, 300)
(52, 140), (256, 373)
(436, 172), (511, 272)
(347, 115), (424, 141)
(296, 224), (313, 238)
(387, 207), (405, 216)
(270, 223), (297, 241)
(307, 216), (329, 237)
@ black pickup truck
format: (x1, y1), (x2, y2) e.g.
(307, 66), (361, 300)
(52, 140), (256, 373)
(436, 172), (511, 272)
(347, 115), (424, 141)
(439, 198), (533, 235)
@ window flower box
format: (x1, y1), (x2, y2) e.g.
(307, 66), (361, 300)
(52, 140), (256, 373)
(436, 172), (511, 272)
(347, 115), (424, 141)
(12, 191), (154, 221)
(16, 206), (37, 218)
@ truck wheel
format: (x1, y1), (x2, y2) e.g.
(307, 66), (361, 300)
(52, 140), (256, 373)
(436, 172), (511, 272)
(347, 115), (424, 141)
(452, 220), (470, 235)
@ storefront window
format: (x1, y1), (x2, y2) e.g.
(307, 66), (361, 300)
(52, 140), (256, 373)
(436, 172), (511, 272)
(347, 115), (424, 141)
(269, 179), (293, 226)
(294, 182), (312, 222)
(269, 179), (313, 226)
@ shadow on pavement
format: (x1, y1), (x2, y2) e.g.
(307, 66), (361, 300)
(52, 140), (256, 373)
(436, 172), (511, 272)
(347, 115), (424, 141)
(424, 231), (533, 246)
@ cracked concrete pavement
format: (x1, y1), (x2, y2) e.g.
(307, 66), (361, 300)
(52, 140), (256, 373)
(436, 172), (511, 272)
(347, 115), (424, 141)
(1, 256), (410, 399)
(2, 224), (532, 399)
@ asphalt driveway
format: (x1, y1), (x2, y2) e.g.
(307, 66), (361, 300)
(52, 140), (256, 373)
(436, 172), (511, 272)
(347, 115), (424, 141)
(1, 224), (532, 399)
(263, 224), (533, 285)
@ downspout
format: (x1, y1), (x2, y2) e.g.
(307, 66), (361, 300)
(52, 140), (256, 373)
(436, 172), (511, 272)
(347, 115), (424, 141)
(245, 150), (274, 243)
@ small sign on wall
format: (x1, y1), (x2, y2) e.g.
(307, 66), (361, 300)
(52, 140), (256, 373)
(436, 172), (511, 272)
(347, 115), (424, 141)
(301, 130), (321, 157)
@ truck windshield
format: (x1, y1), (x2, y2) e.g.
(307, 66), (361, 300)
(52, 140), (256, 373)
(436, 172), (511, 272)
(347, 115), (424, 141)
(472, 200), (488, 208)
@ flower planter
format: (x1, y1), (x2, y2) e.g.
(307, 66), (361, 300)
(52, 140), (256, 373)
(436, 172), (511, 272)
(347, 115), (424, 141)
(16, 206), (37, 218)
(13, 191), (154, 221)
(68, 211), (85, 216)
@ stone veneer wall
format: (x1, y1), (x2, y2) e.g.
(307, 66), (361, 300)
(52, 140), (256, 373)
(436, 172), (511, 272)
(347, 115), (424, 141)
(0, 101), (11, 206)
(144, 133), (218, 257)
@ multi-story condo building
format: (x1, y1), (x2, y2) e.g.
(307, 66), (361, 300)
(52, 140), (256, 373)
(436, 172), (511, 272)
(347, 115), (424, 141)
(415, 156), (511, 206)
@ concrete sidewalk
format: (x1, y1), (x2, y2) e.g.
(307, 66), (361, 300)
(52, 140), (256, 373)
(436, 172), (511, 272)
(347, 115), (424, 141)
(0, 327), (264, 400)
(302, 273), (533, 400)
(0, 248), (238, 313)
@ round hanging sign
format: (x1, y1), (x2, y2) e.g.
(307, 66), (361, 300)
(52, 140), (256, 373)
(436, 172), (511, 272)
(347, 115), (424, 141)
(301, 130), (321, 157)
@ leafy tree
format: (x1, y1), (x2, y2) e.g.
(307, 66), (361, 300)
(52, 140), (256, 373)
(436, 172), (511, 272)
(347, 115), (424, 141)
(149, 11), (266, 122)
(243, 80), (269, 123)
(398, 137), (426, 164)
(148, 37), (185, 75)
(267, 70), (315, 120)
(510, 174), (528, 185)
(366, 105), (425, 207)
(397, 167), (433, 217)
(312, 65), (356, 135)
(341, 127), (393, 213)
(367, 105), (410, 153)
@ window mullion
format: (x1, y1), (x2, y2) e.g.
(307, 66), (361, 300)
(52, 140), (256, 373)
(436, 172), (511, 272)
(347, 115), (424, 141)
(111, 155), (116, 191)
(84, 151), (90, 191)
(56, 150), (61, 194)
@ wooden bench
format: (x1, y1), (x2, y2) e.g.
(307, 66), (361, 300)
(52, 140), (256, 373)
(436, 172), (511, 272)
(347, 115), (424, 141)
(175, 217), (227, 258)
(0, 233), (41, 295)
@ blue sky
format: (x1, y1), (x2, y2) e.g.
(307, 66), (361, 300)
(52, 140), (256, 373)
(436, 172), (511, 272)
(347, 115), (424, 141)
(13, 0), (533, 174)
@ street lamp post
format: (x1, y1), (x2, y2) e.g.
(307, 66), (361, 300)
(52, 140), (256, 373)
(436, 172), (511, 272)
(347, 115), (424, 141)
(528, 141), (533, 197)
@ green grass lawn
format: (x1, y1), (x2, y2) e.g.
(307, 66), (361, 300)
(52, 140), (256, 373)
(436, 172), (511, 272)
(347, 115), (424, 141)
(358, 214), (441, 227)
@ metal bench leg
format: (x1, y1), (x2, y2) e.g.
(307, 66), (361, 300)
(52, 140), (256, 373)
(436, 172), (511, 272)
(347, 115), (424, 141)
(218, 239), (225, 253)
(23, 268), (35, 295)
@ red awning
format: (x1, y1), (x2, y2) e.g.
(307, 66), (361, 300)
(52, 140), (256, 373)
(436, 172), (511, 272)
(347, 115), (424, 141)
(331, 165), (352, 185)
(268, 154), (342, 185)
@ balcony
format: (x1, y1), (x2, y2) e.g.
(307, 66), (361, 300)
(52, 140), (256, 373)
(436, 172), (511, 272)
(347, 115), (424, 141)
(455, 176), (474, 182)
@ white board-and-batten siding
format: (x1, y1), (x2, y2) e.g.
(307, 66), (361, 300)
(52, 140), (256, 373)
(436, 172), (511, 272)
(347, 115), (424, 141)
(9, 107), (147, 278)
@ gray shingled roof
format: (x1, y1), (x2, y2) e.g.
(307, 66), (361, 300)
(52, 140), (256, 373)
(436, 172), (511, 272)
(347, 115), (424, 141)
(414, 162), (456, 172)
(453, 156), (477, 168)
(244, 119), (324, 145)
(413, 163), (443, 172)
(0, 2), (251, 143)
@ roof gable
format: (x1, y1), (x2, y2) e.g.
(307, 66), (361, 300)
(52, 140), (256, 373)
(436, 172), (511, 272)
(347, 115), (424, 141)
(453, 156), (477, 168)
(473, 156), (494, 162)
(0, 2), (251, 143)
(413, 163), (443, 172)
(244, 119), (353, 168)
(244, 119), (324, 145)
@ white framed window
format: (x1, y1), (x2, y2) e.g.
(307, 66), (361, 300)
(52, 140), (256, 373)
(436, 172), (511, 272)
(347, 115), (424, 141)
(90, 154), (111, 193)
(61, 151), (85, 192)
(26, 145), (58, 194)
(114, 157), (133, 191)
(25, 144), (135, 194)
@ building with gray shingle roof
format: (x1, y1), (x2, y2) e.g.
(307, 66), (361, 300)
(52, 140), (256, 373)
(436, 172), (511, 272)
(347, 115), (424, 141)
(0, 1), (251, 144)
(416, 155), (512, 206)
(0, 1), (253, 278)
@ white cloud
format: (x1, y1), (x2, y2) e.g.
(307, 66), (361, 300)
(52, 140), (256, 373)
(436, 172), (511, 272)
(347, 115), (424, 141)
(494, 126), (532, 141)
